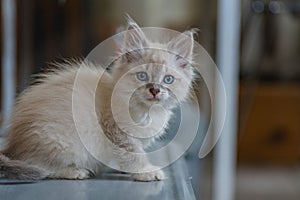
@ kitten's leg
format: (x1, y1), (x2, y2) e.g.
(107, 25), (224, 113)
(49, 166), (90, 180)
(115, 145), (165, 181)
(131, 168), (165, 182)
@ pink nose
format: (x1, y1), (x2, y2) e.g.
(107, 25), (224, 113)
(149, 88), (160, 96)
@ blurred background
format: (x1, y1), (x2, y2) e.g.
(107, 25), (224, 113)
(1, 0), (300, 199)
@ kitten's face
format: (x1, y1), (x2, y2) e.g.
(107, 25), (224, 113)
(113, 49), (194, 109)
(133, 49), (193, 107)
(111, 19), (195, 109)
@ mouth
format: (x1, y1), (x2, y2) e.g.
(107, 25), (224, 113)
(146, 97), (160, 102)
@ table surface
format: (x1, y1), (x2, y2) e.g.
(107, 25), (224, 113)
(0, 146), (196, 200)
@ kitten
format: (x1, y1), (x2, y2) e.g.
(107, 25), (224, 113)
(0, 17), (196, 181)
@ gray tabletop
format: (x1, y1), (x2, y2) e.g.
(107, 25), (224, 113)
(0, 152), (196, 200)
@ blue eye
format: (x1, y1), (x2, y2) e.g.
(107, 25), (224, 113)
(163, 75), (175, 84)
(136, 72), (148, 81)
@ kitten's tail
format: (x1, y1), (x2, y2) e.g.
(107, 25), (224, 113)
(0, 154), (50, 180)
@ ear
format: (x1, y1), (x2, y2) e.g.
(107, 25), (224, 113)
(168, 29), (196, 67)
(119, 15), (149, 63)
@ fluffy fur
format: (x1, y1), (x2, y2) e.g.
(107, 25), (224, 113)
(0, 17), (196, 181)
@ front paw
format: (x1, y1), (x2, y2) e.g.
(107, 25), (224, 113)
(132, 170), (165, 182)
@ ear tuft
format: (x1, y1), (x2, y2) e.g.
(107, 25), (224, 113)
(125, 14), (142, 33)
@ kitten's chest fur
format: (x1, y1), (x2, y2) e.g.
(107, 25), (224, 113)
(97, 87), (172, 148)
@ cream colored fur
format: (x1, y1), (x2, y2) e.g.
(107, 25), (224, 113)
(0, 17), (196, 181)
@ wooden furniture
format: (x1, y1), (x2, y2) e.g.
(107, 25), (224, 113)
(238, 83), (300, 165)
